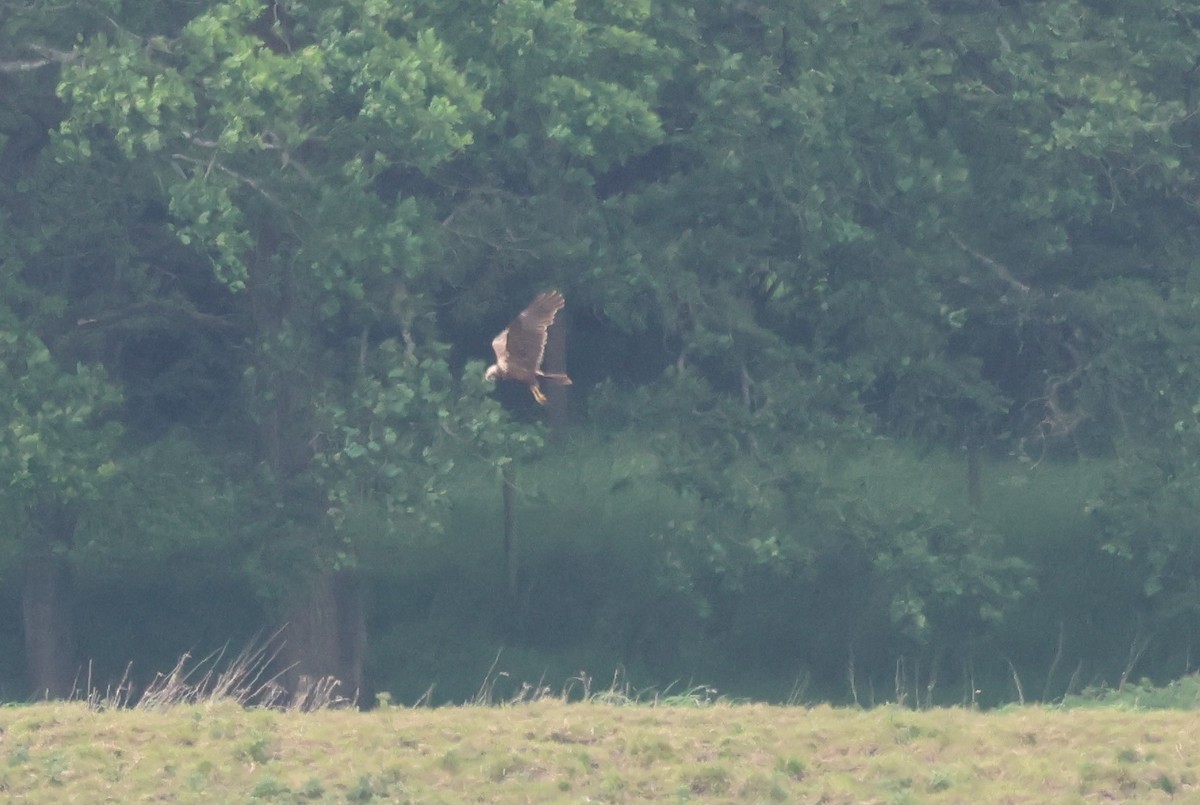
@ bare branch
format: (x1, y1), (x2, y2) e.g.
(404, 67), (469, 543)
(75, 300), (238, 335)
(948, 230), (1031, 295)
(0, 45), (75, 73)
(170, 153), (300, 217)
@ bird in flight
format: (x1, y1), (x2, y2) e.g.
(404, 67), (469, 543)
(485, 290), (572, 405)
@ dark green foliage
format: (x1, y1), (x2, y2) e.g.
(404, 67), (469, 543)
(3, 0), (1200, 704)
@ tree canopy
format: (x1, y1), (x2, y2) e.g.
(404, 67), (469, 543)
(2, 0), (1200, 704)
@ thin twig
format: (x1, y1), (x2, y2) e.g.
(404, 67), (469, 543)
(1006, 657), (1026, 705)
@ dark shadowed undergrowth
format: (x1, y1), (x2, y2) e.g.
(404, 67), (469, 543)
(367, 438), (1150, 708)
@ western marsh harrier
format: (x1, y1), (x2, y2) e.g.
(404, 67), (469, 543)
(485, 290), (571, 404)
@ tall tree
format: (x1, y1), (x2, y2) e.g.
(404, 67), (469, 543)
(1, 2), (133, 696)
(54, 0), (483, 696)
(53, 0), (668, 697)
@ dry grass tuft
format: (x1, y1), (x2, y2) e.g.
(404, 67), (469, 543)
(77, 632), (354, 712)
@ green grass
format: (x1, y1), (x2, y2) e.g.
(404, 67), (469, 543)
(1, 700), (1198, 801)
(1063, 674), (1200, 711)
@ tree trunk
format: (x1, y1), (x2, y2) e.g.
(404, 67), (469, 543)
(22, 505), (78, 699)
(247, 234), (370, 706)
(275, 570), (366, 706)
(502, 462), (519, 605)
(544, 304), (570, 440)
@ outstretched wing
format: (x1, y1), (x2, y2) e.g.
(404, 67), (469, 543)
(495, 290), (565, 382)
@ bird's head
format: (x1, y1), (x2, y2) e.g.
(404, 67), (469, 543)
(484, 364), (500, 383)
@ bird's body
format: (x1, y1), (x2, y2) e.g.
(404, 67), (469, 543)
(485, 290), (571, 404)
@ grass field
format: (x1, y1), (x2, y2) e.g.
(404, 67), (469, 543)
(0, 699), (1196, 802)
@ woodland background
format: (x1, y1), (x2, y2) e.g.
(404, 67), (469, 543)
(3, 0), (1200, 706)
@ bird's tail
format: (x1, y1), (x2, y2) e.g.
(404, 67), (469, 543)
(538, 371), (572, 386)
